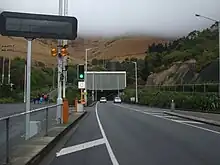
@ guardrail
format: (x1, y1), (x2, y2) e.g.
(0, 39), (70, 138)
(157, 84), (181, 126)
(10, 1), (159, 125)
(127, 83), (219, 94)
(0, 104), (63, 165)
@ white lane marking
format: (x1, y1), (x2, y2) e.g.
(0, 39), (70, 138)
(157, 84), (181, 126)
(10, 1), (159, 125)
(96, 103), (119, 165)
(171, 120), (204, 124)
(56, 138), (105, 157)
(115, 104), (220, 135)
(154, 115), (174, 118)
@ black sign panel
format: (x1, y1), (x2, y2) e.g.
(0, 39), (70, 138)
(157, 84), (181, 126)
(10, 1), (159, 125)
(0, 11), (78, 40)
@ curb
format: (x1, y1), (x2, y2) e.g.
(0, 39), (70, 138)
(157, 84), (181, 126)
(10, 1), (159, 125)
(88, 101), (97, 107)
(26, 111), (87, 165)
(164, 111), (220, 127)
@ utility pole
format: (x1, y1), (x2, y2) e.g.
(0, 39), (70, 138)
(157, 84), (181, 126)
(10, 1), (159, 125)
(117, 75), (119, 96)
(52, 66), (55, 89)
(1, 57), (4, 84)
(133, 62), (138, 103)
(24, 63), (26, 103)
(62, 0), (68, 99)
(56, 0), (64, 124)
(25, 39), (33, 140)
(85, 49), (88, 106)
(8, 58), (11, 85)
(92, 73), (95, 101)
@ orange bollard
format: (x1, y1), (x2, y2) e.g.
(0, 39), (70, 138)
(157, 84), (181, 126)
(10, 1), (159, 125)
(62, 99), (69, 124)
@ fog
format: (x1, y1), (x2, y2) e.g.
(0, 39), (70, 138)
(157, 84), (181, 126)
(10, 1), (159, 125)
(0, 0), (219, 38)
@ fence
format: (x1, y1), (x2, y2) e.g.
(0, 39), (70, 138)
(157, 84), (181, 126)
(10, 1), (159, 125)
(0, 104), (62, 165)
(127, 83), (219, 94)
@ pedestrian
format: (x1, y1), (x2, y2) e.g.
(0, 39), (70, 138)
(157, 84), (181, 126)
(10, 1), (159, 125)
(39, 96), (43, 104)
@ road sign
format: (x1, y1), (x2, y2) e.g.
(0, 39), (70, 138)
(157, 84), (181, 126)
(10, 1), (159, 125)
(0, 11), (78, 40)
(78, 81), (85, 89)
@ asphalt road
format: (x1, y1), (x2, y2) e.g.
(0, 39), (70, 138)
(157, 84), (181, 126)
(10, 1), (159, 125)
(39, 102), (220, 165)
(0, 103), (57, 164)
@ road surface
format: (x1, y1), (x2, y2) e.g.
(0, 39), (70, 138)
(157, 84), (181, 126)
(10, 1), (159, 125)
(39, 102), (220, 165)
(0, 103), (57, 164)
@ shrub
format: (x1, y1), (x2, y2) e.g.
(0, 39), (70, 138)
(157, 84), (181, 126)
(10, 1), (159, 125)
(123, 89), (220, 112)
(0, 97), (15, 103)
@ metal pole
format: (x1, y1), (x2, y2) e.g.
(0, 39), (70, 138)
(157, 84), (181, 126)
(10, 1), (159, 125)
(62, 56), (66, 98)
(195, 14), (219, 97)
(25, 39), (32, 140)
(24, 64), (26, 103)
(92, 73), (94, 101)
(134, 62), (138, 103)
(52, 67), (55, 89)
(8, 58), (11, 85)
(117, 75), (119, 96)
(56, 0), (64, 124)
(62, 0), (68, 99)
(6, 118), (10, 164)
(45, 107), (49, 136)
(85, 49), (88, 106)
(218, 22), (220, 98)
(2, 57), (4, 84)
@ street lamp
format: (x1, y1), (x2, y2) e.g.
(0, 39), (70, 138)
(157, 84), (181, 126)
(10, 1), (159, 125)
(85, 47), (97, 105)
(132, 61), (138, 103)
(195, 14), (220, 98)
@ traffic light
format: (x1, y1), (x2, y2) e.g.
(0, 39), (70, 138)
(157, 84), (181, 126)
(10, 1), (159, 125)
(78, 64), (84, 80)
(51, 48), (57, 56)
(61, 47), (67, 56)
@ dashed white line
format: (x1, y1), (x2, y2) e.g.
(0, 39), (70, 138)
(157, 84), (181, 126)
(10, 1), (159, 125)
(115, 104), (220, 135)
(96, 103), (119, 165)
(56, 138), (105, 157)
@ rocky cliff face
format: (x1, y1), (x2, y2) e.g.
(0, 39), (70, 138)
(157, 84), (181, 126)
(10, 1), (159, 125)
(146, 59), (218, 85)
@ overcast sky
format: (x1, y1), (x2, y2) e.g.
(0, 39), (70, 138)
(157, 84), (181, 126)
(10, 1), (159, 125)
(0, 0), (219, 38)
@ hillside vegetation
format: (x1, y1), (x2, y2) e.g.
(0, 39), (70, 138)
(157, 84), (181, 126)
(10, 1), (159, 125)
(121, 22), (219, 112)
(142, 22), (218, 84)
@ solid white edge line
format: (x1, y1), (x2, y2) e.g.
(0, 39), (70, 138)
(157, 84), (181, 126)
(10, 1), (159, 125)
(171, 120), (204, 124)
(96, 103), (119, 165)
(56, 138), (105, 157)
(115, 104), (220, 135)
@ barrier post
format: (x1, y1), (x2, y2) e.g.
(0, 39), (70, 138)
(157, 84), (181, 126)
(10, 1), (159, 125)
(62, 98), (69, 124)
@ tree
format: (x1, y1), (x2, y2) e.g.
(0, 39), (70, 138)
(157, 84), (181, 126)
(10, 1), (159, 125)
(91, 58), (98, 65)
(141, 56), (150, 81)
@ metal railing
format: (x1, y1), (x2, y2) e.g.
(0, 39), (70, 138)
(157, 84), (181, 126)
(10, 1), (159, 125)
(0, 104), (62, 165)
(128, 83), (219, 94)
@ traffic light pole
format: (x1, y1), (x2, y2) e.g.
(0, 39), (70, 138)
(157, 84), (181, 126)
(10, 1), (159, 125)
(84, 49), (88, 106)
(56, 0), (63, 124)
(62, 0), (68, 99)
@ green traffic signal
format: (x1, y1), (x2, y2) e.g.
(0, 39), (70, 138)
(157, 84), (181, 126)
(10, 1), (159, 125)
(78, 64), (84, 80)
(79, 74), (84, 79)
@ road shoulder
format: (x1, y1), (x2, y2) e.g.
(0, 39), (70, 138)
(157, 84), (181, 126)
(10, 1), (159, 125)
(10, 111), (86, 165)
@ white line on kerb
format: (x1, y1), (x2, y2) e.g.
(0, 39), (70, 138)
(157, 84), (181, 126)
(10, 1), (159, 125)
(56, 138), (105, 157)
(96, 103), (119, 165)
(115, 104), (220, 135)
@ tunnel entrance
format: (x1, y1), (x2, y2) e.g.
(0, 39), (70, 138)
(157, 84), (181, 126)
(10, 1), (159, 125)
(87, 90), (124, 101)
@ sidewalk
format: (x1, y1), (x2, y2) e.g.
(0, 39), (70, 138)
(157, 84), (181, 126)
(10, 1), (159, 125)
(164, 109), (220, 126)
(9, 110), (86, 165)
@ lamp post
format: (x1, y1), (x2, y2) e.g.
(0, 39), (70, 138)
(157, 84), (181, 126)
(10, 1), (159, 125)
(132, 61), (138, 103)
(195, 14), (220, 97)
(85, 47), (97, 105)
